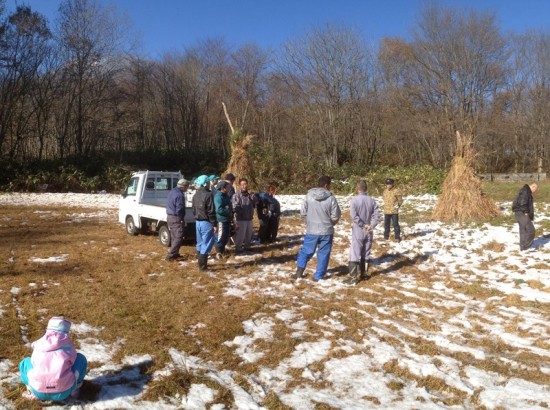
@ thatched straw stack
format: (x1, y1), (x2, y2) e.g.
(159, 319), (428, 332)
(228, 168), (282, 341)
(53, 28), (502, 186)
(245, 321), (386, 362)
(222, 102), (257, 188)
(432, 131), (500, 222)
(223, 130), (256, 187)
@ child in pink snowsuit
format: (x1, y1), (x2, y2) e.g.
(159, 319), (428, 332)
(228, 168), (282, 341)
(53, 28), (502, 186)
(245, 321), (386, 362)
(19, 316), (87, 401)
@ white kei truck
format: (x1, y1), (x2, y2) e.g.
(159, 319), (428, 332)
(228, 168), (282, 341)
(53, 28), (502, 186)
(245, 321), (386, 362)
(118, 170), (196, 246)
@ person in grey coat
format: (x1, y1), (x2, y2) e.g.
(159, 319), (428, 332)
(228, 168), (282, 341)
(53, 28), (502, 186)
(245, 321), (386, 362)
(293, 175), (341, 281)
(344, 180), (379, 285)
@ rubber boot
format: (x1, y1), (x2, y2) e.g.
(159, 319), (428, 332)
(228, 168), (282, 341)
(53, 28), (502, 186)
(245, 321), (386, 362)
(198, 254), (207, 271)
(360, 258), (368, 280)
(291, 267), (305, 280)
(344, 262), (360, 285)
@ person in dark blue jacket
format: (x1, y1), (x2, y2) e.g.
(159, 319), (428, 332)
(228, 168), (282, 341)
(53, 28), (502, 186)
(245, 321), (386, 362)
(165, 178), (190, 261)
(257, 182), (281, 244)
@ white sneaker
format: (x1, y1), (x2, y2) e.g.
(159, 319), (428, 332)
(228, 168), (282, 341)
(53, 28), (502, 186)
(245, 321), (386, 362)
(216, 253), (223, 260)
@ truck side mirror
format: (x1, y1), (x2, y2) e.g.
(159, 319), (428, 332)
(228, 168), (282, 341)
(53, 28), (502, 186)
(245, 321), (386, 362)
(120, 189), (127, 198)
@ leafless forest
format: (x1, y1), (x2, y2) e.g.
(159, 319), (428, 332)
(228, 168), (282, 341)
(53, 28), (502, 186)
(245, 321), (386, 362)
(1, 0), (548, 184)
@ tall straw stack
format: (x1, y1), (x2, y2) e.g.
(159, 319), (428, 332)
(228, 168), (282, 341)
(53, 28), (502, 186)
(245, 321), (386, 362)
(223, 131), (256, 187)
(432, 131), (500, 222)
(221, 102), (256, 187)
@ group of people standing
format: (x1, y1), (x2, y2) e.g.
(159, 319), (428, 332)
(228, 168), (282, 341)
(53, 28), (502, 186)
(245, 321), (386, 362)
(166, 171), (550, 282)
(293, 176), (402, 285)
(165, 173), (281, 271)
(165, 172), (405, 282)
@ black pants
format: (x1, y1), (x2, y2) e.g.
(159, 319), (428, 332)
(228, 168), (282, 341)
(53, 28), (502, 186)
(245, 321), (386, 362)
(384, 214), (400, 240)
(515, 211), (535, 250)
(258, 216), (280, 243)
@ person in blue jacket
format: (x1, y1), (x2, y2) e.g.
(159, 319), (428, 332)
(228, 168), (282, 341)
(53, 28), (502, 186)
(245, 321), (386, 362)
(165, 178), (190, 261)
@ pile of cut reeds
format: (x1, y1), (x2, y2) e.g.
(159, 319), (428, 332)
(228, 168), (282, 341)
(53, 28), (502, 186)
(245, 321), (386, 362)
(432, 131), (500, 222)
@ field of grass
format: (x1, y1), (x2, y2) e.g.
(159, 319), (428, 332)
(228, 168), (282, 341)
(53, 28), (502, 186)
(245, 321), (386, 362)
(0, 191), (549, 408)
(481, 180), (550, 202)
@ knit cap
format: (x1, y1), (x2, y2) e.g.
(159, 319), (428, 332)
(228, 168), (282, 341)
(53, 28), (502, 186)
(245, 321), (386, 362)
(177, 178), (190, 187)
(47, 316), (72, 334)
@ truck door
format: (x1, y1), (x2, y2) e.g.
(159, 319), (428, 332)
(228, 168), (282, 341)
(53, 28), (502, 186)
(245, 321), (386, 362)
(119, 176), (141, 228)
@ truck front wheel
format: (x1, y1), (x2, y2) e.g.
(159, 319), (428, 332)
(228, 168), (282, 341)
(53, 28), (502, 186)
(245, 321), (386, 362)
(125, 216), (139, 236)
(158, 225), (171, 247)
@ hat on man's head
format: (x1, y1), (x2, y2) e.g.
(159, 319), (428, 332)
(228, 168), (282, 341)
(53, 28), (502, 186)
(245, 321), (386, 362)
(47, 316), (71, 334)
(216, 180), (228, 190)
(194, 175), (209, 187)
(177, 178), (190, 187)
(208, 174), (220, 181)
(385, 178), (395, 185)
(225, 173), (235, 182)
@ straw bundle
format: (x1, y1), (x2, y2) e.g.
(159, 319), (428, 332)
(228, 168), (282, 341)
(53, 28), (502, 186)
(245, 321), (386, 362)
(432, 131), (500, 222)
(223, 131), (256, 186)
(222, 102), (257, 187)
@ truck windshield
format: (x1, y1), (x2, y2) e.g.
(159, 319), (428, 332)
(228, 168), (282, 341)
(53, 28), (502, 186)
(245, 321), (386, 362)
(126, 177), (139, 196)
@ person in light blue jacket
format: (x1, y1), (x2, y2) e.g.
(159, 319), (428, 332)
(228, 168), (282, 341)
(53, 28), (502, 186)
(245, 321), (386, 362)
(293, 175), (341, 281)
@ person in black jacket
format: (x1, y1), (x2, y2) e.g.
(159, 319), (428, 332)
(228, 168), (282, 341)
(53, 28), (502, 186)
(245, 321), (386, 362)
(257, 182), (281, 244)
(511, 183), (538, 251)
(192, 175), (217, 270)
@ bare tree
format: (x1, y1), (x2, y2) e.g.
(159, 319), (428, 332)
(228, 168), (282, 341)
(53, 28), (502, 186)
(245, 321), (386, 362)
(276, 24), (372, 167)
(406, 3), (507, 167)
(0, 5), (51, 158)
(54, 0), (128, 158)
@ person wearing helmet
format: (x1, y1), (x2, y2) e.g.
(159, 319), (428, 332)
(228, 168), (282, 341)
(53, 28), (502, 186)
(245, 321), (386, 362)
(382, 178), (403, 242)
(208, 175), (220, 196)
(192, 175), (217, 270)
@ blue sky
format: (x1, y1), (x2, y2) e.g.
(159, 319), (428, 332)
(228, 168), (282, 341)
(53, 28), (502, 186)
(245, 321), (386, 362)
(7, 0), (550, 59)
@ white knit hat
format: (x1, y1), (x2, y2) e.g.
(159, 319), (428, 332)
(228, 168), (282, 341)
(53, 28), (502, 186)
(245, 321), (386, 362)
(47, 316), (72, 334)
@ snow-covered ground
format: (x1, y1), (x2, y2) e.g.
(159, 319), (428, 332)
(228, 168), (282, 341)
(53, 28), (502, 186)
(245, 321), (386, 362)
(0, 191), (549, 409)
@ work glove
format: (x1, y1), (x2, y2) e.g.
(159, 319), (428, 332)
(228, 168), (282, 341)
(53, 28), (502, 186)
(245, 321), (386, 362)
(363, 225), (373, 232)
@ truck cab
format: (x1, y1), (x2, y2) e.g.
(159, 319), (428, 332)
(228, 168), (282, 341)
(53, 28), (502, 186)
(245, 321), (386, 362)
(118, 170), (196, 246)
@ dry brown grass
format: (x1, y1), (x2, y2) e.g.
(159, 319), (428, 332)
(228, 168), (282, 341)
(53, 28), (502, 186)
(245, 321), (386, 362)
(382, 359), (468, 406)
(482, 240), (506, 253)
(1, 203), (549, 408)
(262, 390), (293, 409)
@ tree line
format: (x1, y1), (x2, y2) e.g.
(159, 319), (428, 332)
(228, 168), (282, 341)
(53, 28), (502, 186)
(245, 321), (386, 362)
(1, 0), (548, 188)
